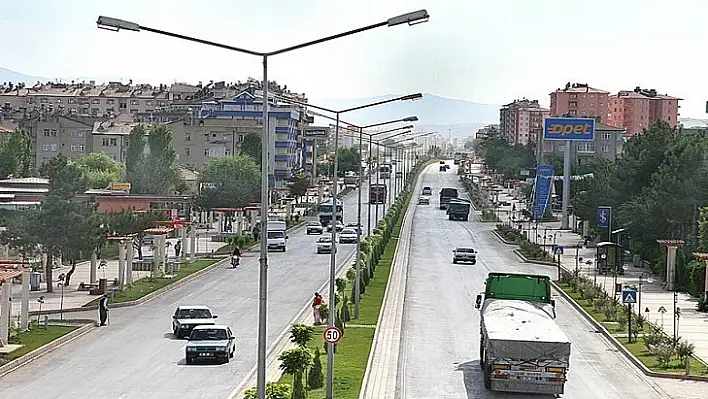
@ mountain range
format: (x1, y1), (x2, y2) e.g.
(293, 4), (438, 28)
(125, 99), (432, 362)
(2, 66), (497, 139)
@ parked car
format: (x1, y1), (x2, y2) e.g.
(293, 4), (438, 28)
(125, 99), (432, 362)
(185, 325), (235, 364)
(418, 196), (430, 205)
(306, 221), (323, 235)
(452, 247), (477, 264)
(317, 236), (336, 254)
(339, 228), (358, 244)
(172, 305), (219, 339)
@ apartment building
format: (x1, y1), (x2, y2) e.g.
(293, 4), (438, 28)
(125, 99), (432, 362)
(542, 122), (626, 163)
(607, 87), (681, 136)
(499, 99), (549, 146)
(26, 115), (95, 167)
(549, 83), (609, 122)
(91, 114), (136, 163)
(475, 124), (500, 139)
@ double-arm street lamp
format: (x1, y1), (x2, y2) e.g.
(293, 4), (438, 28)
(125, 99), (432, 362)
(97, 10), (430, 399)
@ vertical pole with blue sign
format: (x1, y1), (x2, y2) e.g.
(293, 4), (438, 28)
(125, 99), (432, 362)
(533, 164), (554, 220)
(596, 206), (612, 241)
(543, 117), (595, 229)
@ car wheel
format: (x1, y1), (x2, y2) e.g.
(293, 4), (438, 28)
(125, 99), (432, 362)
(224, 355), (230, 363)
(186, 357), (193, 365)
(453, 259), (457, 264)
(173, 327), (178, 337)
(230, 348), (235, 358)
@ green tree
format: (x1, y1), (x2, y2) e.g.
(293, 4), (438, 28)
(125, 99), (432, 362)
(76, 152), (125, 189)
(39, 154), (88, 198)
(194, 156), (261, 211)
(106, 208), (166, 259)
(307, 347), (324, 390)
(278, 347), (312, 399)
(336, 147), (361, 175)
(241, 133), (262, 165)
(289, 324), (314, 347)
(125, 124), (181, 194)
(286, 168), (310, 200)
(0, 128), (32, 179)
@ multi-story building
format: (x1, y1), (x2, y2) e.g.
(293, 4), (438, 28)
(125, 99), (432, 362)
(25, 115), (95, 167)
(607, 87), (681, 136)
(499, 99), (549, 146)
(542, 122), (626, 164)
(475, 124), (500, 139)
(91, 114), (137, 163)
(549, 83), (609, 122)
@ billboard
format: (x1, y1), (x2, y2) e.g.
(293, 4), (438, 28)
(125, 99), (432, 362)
(597, 206), (612, 229)
(533, 164), (554, 220)
(543, 117), (595, 141)
(304, 127), (329, 139)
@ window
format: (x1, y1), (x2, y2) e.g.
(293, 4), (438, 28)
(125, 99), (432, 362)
(185, 148), (190, 156)
(601, 145), (610, 153)
(204, 148), (210, 157)
(238, 134), (245, 142)
(185, 134), (191, 142)
(110, 138), (117, 146)
(569, 101), (577, 107)
(107, 99), (115, 105)
(130, 109), (138, 113)
(42, 144), (57, 152)
(130, 99), (139, 105)
(91, 98), (100, 104)
(146, 100), (154, 106)
(222, 133), (231, 140)
(71, 130), (85, 138)
(601, 132), (612, 140)
(43, 129), (50, 137)
(102, 137), (117, 146)
(79, 145), (85, 152)
(208, 147), (226, 157)
(50, 129), (57, 137)
(576, 142), (595, 153)
(68, 98), (77, 104)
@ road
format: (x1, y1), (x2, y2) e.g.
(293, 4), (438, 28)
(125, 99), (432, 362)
(395, 163), (704, 399)
(0, 176), (400, 399)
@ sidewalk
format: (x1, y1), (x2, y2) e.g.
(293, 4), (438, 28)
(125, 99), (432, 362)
(490, 189), (708, 366)
(6, 231), (226, 315)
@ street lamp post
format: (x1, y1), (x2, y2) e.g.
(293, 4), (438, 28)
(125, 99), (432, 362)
(97, 10), (430, 399)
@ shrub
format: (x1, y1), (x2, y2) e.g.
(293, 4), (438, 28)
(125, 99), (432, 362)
(307, 347), (324, 390)
(289, 324), (314, 347)
(244, 382), (291, 399)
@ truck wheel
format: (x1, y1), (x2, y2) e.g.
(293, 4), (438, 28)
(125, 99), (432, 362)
(483, 364), (492, 389)
(186, 357), (193, 365)
(453, 259), (457, 264)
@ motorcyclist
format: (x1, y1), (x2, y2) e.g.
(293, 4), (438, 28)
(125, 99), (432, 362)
(231, 247), (241, 268)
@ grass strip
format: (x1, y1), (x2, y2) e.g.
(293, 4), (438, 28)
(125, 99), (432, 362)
(84, 258), (220, 306)
(1, 323), (79, 361)
(556, 282), (707, 376)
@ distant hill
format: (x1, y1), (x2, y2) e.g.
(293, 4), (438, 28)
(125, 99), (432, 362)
(309, 93), (498, 139)
(680, 117), (708, 128)
(0, 66), (46, 85)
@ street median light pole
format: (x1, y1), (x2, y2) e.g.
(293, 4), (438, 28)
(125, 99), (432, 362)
(97, 10), (429, 399)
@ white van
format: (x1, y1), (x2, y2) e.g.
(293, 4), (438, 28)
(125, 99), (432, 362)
(266, 221), (288, 252)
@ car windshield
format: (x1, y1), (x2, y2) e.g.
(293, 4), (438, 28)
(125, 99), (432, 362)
(318, 237), (332, 243)
(456, 248), (474, 253)
(308, 222), (320, 226)
(177, 308), (212, 319)
(189, 328), (228, 341)
(341, 229), (356, 235)
(268, 231), (285, 239)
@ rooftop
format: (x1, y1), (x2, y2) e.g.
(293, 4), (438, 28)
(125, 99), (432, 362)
(612, 86), (682, 100)
(595, 122), (626, 131)
(0, 177), (49, 185)
(93, 113), (139, 136)
(552, 82), (609, 94)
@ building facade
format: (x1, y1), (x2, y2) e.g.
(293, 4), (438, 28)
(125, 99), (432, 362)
(607, 87), (681, 136)
(549, 83), (609, 123)
(499, 99), (549, 146)
(542, 122), (626, 163)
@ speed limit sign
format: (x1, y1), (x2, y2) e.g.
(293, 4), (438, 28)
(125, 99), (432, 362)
(323, 326), (343, 344)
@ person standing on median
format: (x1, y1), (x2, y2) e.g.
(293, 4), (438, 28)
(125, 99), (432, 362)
(312, 292), (323, 325)
(99, 294), (109, 326)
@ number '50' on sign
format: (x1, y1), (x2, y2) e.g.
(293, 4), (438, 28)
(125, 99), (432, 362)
(323, 326), (342, 344)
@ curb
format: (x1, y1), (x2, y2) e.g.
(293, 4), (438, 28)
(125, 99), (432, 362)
(512, 249), (556, 266)
(491, 230), (518, 245)
(31, 222), (308, 316)
(477, 215), (498, 223)
(551, 282), (708, 382)
(0, 321), (97, 378)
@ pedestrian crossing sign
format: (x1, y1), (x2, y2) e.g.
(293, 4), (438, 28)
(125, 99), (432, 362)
(622, 290), (637, 304)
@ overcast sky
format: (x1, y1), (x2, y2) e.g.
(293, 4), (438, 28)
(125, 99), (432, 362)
(2, 0), (707, 116)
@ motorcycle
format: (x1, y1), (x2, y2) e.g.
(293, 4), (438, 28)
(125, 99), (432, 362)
(231, 255), (240, 268)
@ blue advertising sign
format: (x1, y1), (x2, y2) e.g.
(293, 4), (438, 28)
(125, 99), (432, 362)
(596, 206), (611, 228)
(543, 117), (595, 141)
(533, 164), (554, 220)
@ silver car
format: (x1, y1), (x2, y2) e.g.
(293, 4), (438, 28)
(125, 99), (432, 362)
(317, 236), (336, 254)
(307, 221), (323, 235)
(418, 196), (430, 205)
(452, 247), (477, 264)
(339, 228), (358, 244)
(172, 305), (218, 339)
(185, 325), (235, 364)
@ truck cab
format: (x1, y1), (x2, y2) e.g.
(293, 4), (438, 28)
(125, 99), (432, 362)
(439, 187), (459, 210)
(266, 220), (288, 252)
(475, 273), (568, 395)
(447, 198), (471, 221)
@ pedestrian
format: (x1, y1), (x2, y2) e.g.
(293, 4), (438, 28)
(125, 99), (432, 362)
(174, 240), (182, 258)
(99, 294), (109, 326)
(312, 292), (323, 325)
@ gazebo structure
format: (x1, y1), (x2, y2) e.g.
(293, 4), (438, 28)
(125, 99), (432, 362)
(0, 260), (30, 347)
(152, 220), (196, 262)
(657, 239), (685, 291)
(143, 227), (174, 278)
(106, 234), (137, 289)
(692, 252), (708, 299)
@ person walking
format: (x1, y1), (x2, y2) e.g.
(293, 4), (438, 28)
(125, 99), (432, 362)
(312, 292), (323, 325)
(99, 294), (109, 326)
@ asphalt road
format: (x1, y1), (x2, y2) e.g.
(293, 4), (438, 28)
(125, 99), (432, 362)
(395, 163), (703, 399)
(0, 174), (401, 399)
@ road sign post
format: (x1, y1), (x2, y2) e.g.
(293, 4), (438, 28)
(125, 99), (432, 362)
(323, 326), (342, 345)
(622, 289), (637, 343)
(553, 246), (564, 280)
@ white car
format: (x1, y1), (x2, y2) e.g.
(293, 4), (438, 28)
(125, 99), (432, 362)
(172, 305), (218, 339)
(418, 196), (430, 205)
(327, 221), (345, 233)
(317, 236), (336, 254)
(185, 325), (235, 364)
(306, 222), (323, 235)
(345, 222), (363, 234)
(339, 228), (358, 244)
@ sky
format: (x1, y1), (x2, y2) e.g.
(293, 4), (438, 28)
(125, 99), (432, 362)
(2, 0), (708, 117)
